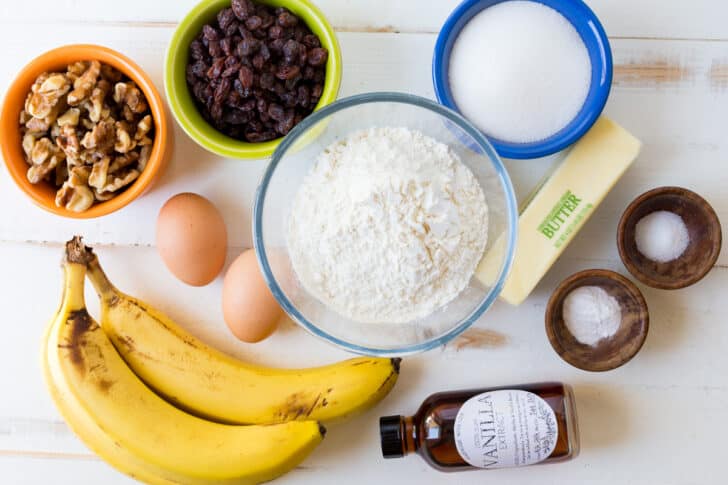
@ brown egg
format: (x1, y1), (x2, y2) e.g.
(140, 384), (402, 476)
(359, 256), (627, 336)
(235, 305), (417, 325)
(222, 249), (282, 343)
(156, 193), (227, 286)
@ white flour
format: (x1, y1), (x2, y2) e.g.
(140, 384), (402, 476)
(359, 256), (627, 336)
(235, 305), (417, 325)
(287, 127), (489, 324)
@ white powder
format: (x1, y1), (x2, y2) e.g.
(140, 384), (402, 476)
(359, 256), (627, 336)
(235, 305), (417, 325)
(635, 210), (690, 263)
(448, 1), (591, 143)
(287, 127), (489, 324)
(563, 286), (622, 346)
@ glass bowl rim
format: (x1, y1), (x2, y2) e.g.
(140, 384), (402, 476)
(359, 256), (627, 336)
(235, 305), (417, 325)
(253, 91), (518, 356)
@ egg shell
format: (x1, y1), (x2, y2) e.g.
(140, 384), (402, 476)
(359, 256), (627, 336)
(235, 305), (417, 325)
(222, 249), (282, 343)
(156, 193), (227, 286)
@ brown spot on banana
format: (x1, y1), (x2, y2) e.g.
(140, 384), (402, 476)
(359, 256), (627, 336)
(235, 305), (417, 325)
(65, 309), (96, 371)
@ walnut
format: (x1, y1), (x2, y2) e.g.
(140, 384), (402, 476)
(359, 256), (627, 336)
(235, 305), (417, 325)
(30, 137), (54, 165)
(57, 108), (80, 127)
(56, 125), (81, 157)
(22, 133), (37, 158)
(54, 163), (68, 187)
(68, 165), (91, 188)
(55, 182), (94, 212)
(100, 64), (123, 83)
(86, 79), (111, 123)
(25, 73), (70, 119)
(24, 116), (51, 133)
(99, 167), (140, 193)
(19, 110), (31, 124)
(137, 145), (152, 172)
(27, 154), (61, 184)
(81, 119), (115, 152)
(88, 156), (110, 190)
(67, 60), (100, 106)
(114, 121), (136, 153)
(108, 152), (139, 173)
(19, 61), (154, 212)
(135, 114), (152, 140)
(114, 82), (148, 114)
(93, 188), (115, 201)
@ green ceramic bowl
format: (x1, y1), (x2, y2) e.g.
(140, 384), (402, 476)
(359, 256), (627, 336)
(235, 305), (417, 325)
(165, 0), (342, 159)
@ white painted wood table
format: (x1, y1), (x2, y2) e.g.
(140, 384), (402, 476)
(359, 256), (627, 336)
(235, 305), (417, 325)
(1, 1), (727, 483)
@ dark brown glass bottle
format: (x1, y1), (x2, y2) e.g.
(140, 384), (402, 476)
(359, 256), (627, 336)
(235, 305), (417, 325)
(380, 382), (579, 471)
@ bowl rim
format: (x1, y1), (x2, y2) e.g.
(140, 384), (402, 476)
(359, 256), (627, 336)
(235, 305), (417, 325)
(616, 186), (723, 290)
(545, 268), (650, 372)
(432, 0), (613, 159)
(0, 44), (169, 219)
(253, 91), (518, 355)
(164, 0), (342, 160)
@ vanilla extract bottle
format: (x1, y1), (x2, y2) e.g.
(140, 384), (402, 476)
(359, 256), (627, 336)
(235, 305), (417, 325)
(380, 382), (579, 471)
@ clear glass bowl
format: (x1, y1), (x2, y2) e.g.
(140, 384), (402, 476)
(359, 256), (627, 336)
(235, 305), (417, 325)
(253, 92), (517, 355)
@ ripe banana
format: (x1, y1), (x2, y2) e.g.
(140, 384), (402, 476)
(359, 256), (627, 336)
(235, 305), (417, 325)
(43, 239), (324, 484)
(81, 241), (400, 425)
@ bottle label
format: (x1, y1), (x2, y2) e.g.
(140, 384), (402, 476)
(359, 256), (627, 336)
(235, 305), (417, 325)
(453, 390), (558, 469)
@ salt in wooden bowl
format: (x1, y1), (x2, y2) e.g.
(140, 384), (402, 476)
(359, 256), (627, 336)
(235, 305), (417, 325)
(545, 269), (649, 372)
(617, 186), (722, 290)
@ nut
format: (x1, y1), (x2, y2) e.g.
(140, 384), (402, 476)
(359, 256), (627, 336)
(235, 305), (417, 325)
(19, 60), (154, 212)
(57, 108), (81, 127)
(30, 137), (54, 165)
(100, 167), (140, 193)
(88, 156), (110, 190)
(68, 165), (91, 188)
(67, 60), (101, 106)
(55, 181), (94, 212)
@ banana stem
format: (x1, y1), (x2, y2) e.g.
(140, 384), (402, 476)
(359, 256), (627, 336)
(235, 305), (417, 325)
(85, 254), (118, 303)
(62, 238), (89, 311)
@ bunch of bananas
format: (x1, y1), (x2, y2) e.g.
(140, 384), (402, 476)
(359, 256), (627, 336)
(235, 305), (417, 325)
(42, 237), (400, 484)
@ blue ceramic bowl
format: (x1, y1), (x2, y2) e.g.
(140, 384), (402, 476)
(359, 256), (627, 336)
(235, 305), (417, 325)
(432, 0), (612, 159)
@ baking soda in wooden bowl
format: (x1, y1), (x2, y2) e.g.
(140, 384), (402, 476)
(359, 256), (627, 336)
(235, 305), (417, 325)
(449, 1), (591, 143)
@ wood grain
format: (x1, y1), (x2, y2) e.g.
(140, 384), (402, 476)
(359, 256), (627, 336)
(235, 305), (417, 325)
(1, 0), (727, 40)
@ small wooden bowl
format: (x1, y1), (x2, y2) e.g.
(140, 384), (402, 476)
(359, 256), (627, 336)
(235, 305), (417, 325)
(545, 269), (649, 372)
(617, 187), (722, 289)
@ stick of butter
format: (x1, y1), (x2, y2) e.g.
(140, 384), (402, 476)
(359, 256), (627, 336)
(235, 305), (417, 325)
(476, 117), (642, 305)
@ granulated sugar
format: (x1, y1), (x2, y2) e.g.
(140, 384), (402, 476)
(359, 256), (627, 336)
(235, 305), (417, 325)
(449, 1), (591, 143)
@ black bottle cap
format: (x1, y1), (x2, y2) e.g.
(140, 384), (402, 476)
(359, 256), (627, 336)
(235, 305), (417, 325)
(379, 415), (404, 458)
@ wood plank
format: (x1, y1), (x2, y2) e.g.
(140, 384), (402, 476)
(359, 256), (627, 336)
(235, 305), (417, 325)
(1, 25), (726, 268)
(1, 241), (726, 483)
(0, 0), (726, 40)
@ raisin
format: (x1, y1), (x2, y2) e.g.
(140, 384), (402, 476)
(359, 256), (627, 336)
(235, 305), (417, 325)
(207, 58), (225, 79)
(208, 40), (222, 58)
(217, 8), (236, 30)
(239, 66), (255, 89)
(245, 16), (263, 31)
(302, 34), (320, 48)
(268, 25), (283, 40)
(187, 1), (327, 142)
(268, 103), (285, 121)
(220, 37), (233, 56)
(231, 0), (255, 20)
(190, 40), (207, 60)
(277, 11), (298, 28)
(282, 39), (300, 63)
(308, 47), (328, 66)
(259, 72), (275, 90)
(276, 65), (300, 80)
(252, 55), (265, 70)
(202, 25), (220, 41)
(214, 77), (231, 103)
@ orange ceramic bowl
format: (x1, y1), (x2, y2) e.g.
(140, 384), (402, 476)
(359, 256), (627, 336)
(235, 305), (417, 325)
(0, 44), (170, 218)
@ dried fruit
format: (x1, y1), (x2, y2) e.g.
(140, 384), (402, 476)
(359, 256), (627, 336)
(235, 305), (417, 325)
(186, 1), (328, 142)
